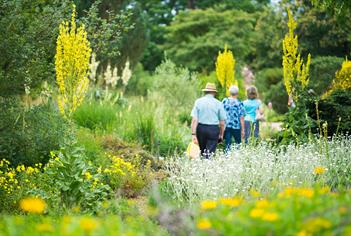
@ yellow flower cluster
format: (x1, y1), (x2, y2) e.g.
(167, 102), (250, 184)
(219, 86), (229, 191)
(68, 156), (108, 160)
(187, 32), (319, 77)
(104, 156), (137, 177)
(322, 59), (351, 99)
(79, 217), (99, 232)
(282, 10), (311, 100)
(0, 159), (40, 194)
(197, 218), (212, 230)
(216, 44), (236, 96)
(249, 199), (279, 222)
(314, 166), (326, 175)
(201, 197), (243, 211)
(19, 197), (46, 214)
(55, 4), (92, 117)
(278, 187), (315, 198)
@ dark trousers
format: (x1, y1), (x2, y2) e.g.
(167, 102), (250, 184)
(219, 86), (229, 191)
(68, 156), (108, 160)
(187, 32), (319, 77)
(224, 128), (241, 152)
(196, 124), (220, 159)
(244, 120), (259, 144)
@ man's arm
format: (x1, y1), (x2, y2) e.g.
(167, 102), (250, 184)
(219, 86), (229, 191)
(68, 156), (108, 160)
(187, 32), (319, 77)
(191, 117), (198, 144)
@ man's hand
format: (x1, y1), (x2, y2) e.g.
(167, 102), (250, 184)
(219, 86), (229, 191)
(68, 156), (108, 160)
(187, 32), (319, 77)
(192, 135), (198, 144)
(241, 129), (245, 140)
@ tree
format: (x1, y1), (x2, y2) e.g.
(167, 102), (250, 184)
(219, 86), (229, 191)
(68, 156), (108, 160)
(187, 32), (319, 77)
(164, 8), (257, 72)
(0, 0), (71, 96)
(311, 0), (351, 15)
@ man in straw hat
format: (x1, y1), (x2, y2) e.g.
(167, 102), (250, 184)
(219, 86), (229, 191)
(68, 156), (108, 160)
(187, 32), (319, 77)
(191, 83), (226, 158)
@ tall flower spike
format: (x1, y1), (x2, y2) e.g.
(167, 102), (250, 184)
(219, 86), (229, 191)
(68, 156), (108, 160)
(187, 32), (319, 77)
(55, 4), (92, 117)
(216, 44), (236, 96)
(282, 9), (311, 101)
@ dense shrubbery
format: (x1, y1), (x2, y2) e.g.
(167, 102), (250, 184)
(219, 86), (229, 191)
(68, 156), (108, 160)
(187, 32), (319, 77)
(0, 99), (67, 166)
(309, 56), (344, 96)
(308, 90), (351, 135)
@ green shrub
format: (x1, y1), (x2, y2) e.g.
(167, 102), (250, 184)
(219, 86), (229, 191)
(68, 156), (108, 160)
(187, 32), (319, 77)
(35, 143), (111, 214)
(264, 81), (289, 114)
(0, 99), (68, 166)
(73, 100), (117, 131)
(309, 56), (343, 96)
(255, 67), (288, 114)
(125, 63), (153, 96)
(308, 89), (351, 135)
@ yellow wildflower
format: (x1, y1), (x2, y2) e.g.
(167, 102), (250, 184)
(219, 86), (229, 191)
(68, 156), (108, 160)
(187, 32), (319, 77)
(298, 188), (314, 198)
(338, 207), (347, 214)
(84, 171), (92, 180)
(219, 197), (242, 207)
(250, 208), (265, 218)
(19, 197), (46, 214)
(296, 230), (311, 236)
(262, 212), (279, 222)
(314, 166), (326, 175)
(249, 189), (260, 197)
(255, 199), (270, 208)
(200, 200), (217, 210)
(304, 217), (332, 233)
(79, 217), (98, 232)
(197, 218), (212, 230)
(36, 223), (54, 232)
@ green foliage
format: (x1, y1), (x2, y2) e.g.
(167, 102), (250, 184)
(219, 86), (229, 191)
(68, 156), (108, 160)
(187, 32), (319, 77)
(39, 144), (111, 213)
(125, 63), (153, 96)
(309, 56), (344, 96)
(308, 90), (351, 136)
(0, 0), (71, 96)
(73, 100), (117, 131)
(253, 8), (285, 70)
(297, 6), (351, 58)
(164, 8), (256, 72)
(0, 215), (169, 235)
(0, 99), (68, 166)
(194, 187), (351, 235)
(255, 68), (288, 114)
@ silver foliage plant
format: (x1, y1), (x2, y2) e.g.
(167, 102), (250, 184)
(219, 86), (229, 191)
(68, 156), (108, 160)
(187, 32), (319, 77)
(166, 136), (351, 203)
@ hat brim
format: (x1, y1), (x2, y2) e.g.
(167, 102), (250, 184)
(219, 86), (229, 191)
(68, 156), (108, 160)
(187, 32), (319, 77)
(202, 89), (217, 92)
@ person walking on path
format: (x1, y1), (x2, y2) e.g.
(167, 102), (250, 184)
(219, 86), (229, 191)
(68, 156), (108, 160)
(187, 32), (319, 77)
(191, 83), (226, 159)
(222, 85), (245, 152)
(243, 86), (263, 143)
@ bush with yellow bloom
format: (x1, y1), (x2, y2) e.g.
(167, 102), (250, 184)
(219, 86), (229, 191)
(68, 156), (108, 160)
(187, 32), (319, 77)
(55, 5), (92, 117)
(322, 59), (351, 99)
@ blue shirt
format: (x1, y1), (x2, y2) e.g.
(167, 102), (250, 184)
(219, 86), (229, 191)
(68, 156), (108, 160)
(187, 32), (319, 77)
(191, 94), (226, 125)
(222, 98), (244, 129)
(243, 99), (261, 122)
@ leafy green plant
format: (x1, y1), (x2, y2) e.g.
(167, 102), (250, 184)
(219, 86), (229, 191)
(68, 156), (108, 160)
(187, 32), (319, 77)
(35, 143), (111, 213)
(0, 99), (68, 166)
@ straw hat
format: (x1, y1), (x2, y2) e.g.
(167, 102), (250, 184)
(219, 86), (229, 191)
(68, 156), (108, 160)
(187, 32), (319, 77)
(202, 83), (217, 92)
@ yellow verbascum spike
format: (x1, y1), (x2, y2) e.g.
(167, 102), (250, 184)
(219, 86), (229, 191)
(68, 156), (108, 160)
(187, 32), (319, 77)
(216, 44), (236, 96)
(55, 4), (91, 118)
